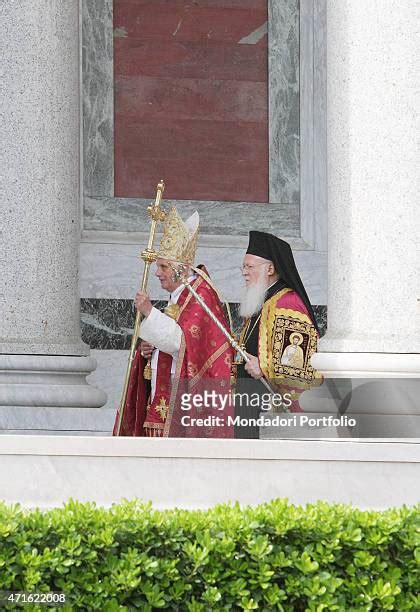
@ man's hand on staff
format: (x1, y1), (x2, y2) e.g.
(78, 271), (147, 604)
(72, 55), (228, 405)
(135, 290), (153, 316)
(244, 353), (263, 379)
(139, 340), (154, 359)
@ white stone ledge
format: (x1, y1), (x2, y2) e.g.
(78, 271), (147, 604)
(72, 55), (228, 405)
(1, 437), (418, 509)
(0, 436), (418, 462)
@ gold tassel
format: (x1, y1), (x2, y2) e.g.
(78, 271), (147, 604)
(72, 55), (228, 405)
(143, 359), (152, 380)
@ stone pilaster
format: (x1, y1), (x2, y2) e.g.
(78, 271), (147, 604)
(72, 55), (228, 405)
(0, 1), (106, 422)
(319, 0), (419, 356)
(310, 1), (420, 440)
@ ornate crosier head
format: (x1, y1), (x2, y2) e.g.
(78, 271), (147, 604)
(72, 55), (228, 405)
(157, 208), (199, 266)
(169, 262), (189, 284)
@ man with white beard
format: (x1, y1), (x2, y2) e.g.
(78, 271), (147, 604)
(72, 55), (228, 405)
(233, 231), (321, 438)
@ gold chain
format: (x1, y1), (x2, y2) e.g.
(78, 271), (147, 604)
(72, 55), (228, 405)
(240, 313), (262, 347)
(233, 313), (262, 366)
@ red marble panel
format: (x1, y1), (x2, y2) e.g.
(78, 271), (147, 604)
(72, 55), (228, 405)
(114, 4), (267, 43)
(117, 1), (266, 9)
(116, 76), (266, 122)
(115, 119), (268, 201)
(114, 0), (268, 202)
(114, 39), (267, 81)
(116, 120), (266, 161)
(115, 158), (269, 203)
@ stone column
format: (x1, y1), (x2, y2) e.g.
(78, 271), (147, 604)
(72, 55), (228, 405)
(309, 1), (419, 439)
(318, 0), (419, 360)
(0, 1), (106, 428)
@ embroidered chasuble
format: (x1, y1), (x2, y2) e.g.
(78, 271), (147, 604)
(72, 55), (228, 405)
(113, 275), (234, 437)
(235, 281), (322, 438)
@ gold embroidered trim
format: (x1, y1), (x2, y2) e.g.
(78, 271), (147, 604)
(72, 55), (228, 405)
(271, 317), (319, 380)
(259, 288), (292, 380)
(143, 421), (164, 429)
(258, 290), (323, 390)
(189, 341), (230, 389)
(158, 207), (199, 266)
(177, 276), (202, 319)
(163, 276), (231, 436)
(144, 425), (164, 437)
(187, 362), (199, 377)
(273, 308), (312, 325)
(192, 266), (234, 336)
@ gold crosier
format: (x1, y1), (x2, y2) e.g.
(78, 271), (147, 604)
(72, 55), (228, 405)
(114, 181), (166, 436)
(171, 264), (277, 395)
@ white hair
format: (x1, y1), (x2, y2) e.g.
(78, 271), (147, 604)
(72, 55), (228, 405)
(239, 266), (270, 318)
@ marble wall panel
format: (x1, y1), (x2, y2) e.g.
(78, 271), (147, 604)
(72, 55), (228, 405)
(299, 0), (314, 244)
(116, 35), (267, 81)
(313, 0), (327, 251)
(268, 0), (299, 204)
(81, 299), (165, 350)
(80, 299), (327, 352)
(81, 299), (136, 350)
(80, 0), (327, 362)
(84, 196), (299, 235)
(298, 0), (327, 251)
(82, 0), (114, 196)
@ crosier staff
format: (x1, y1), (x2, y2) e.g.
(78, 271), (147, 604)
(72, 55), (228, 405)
(171, 263), (278, 396)
(114, 181), (166, 435)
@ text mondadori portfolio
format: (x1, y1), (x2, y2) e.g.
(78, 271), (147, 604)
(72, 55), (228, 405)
(180, 415), (357, 428)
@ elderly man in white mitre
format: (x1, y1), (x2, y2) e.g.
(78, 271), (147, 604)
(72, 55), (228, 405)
(113, 208), (233, 438)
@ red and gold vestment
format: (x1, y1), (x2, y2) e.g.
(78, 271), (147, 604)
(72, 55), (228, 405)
(113, 275), (234, 437)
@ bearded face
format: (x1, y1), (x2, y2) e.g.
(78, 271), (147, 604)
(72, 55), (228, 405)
(239, 256), (271, 318)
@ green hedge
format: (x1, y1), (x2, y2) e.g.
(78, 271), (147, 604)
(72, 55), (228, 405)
(0, 499), (418, 611)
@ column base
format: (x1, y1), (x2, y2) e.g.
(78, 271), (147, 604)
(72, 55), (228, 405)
(0, 355), (107, 434)
(261, 352), (420, 440)
(311, 352), (420, 377)
(318, 333), (420, 354)
(0, 407), (114, 436)
(0, 341), (90, 356)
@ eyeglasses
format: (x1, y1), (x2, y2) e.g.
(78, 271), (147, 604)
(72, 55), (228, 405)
(239, 263), (270, 273)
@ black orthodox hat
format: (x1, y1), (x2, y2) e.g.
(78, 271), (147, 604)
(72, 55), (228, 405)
(246, 231), (319, 332)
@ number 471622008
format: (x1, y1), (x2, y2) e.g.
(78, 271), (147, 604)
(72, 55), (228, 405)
(0, 592), (66, 606)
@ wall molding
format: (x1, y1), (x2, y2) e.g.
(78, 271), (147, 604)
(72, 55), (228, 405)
(81, 0), (326, 246)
